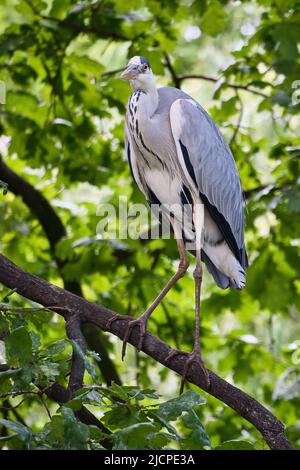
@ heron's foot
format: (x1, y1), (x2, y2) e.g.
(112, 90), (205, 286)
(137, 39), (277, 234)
(106, 314), (132, 330)
(121, 315), (148, 360)
(165, 348), (188, 363)
(166, 348), (210, 394)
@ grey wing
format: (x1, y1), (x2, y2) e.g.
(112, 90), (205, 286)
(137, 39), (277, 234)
(169, 98), (247, 268)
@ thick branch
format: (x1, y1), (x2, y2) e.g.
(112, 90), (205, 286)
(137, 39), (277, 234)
(0, 254), (293, 450)
(66, 315), (86, 396)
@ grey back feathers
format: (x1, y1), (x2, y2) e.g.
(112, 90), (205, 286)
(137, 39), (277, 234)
(125, 85), (247, 289)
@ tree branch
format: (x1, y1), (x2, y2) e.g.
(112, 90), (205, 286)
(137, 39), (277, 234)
(163, 53), (269, 98)
(66, 315), (86, 396)
(177, 74), (268, 98)
(230, 90), (243, 146)
(163, 53), (181, 89)
(0, 253), (293, 450)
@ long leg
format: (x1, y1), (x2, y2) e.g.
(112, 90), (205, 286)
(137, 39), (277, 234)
(107, 221), (189, 359)
(182, 200), (210, 389)
(166, 201), (210, 391)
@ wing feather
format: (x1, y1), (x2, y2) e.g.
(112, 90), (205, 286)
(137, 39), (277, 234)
(170, 98), (246, 266)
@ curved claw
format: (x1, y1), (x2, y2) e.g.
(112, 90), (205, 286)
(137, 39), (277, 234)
(180, 351), (210, 394)
(106, 314), (132, 330)
(122, 317), (147, 360)
(165, 348), (187, 363)
(165, 348), (210, 393)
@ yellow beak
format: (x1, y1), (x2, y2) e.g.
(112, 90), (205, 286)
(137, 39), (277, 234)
(120, 64), (139, 80)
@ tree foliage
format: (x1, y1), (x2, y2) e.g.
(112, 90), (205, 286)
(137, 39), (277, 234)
(0, 0), (299, 450)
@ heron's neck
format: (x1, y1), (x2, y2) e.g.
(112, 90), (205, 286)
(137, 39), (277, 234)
(138, 85), (159, 119)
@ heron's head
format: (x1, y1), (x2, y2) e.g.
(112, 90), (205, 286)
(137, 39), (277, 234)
(121, 56), (155, 92)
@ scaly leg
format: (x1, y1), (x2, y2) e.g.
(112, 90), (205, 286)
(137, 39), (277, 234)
(166, 202), (210, 392)
(107, 229), (189, 360)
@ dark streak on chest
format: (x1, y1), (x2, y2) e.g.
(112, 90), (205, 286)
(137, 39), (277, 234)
(128, 91), (166, 171)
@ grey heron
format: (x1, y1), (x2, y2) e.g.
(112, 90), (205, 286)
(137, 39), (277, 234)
(109, 56), (248, 390)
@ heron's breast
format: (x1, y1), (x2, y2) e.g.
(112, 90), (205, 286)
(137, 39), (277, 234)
(143, 167), (182, 206)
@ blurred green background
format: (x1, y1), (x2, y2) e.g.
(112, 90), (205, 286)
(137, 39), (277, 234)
(0, 0), (299, 450)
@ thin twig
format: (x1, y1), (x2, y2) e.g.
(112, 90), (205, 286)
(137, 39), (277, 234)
(101, 67), (126, 78)
(0, 399), (27, 412)
(178, 74), (268, 98)
(0, 390), (38, 398)
(163, 53), (181, 89)
(38, 395), (52, 420)
(230, 90), (243, 146)
(164, 53), (269, 98)
(0, 305), (70, 313)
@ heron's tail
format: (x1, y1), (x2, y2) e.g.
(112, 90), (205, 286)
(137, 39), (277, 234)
(201, 250), (231, 289)
(201, 242), (246, 290)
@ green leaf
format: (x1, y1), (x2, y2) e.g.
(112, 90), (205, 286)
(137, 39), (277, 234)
(200, 0), (227, 36)
(216, 439), (255, 450)
(6, 91), (46, 125)
(271, 90), (290, 107)
(71, 341), (98, 381)
(108, 382), (130, 401)
(5, 326), (33, 366)
(180, 409), (211, 449)
(273, 368), (300, 401)
(39, 361), (60, 379)
(0, 367), (22, 379)
(112, 422), (160, 450)
(102, 405), (140, 430)
(37, 415), (64, 447)
(1, 288), (17, 303)
(158, 390), (206, 421)
(49, 0), (73, 19)
(67, 54), (104, 77)
(0, 180), (8, 195)
(0, 419), (32, 449)
(46, 339), (69, 357)
(67, 388), (103, 411)
(60, 407), (90, 450)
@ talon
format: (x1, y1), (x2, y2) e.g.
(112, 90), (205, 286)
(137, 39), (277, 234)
(180, 351), (210, 394)
(165, 348), (187, 363)
(106, 314), (131, 330)
(121, 316), (148, 360)
(106, 314), (120, 330)
(165, 348), (210, 393)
